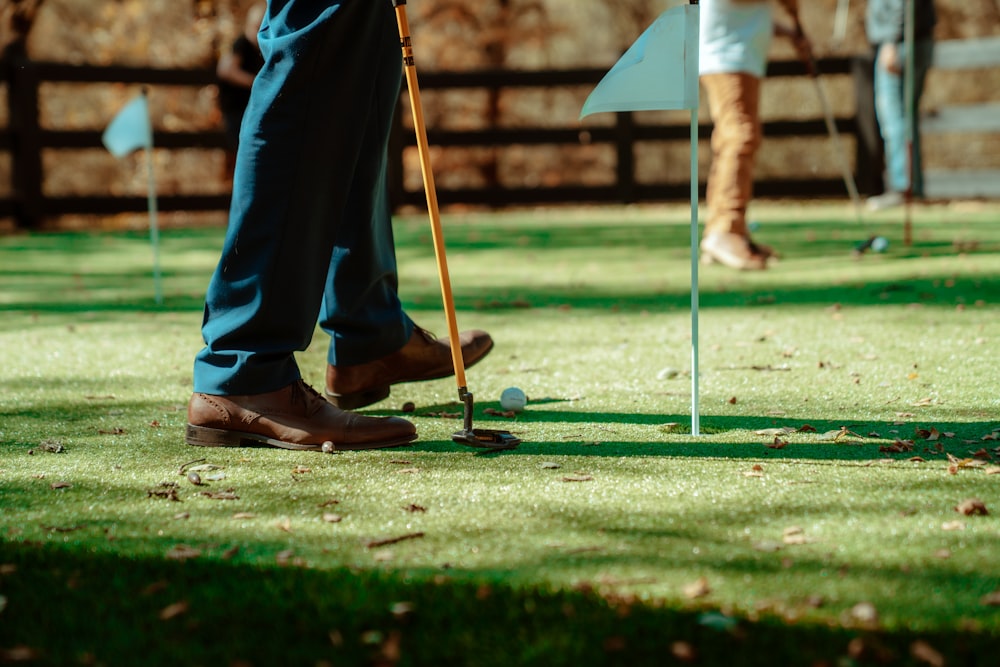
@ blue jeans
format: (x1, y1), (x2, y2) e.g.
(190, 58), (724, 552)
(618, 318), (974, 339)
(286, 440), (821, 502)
(873, 39), (933, 195)
(193, 0), (411, 395)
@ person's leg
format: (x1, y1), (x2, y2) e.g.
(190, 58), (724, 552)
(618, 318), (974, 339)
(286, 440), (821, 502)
(194, 0), (400, 396)
(699, 72), (767, 270)
(702, 72), (761, 238)
(317, 10), (410, 367)
(874, 46), (908, 195)
(320, 2), (493, 409)
(188, 1), (416, 450)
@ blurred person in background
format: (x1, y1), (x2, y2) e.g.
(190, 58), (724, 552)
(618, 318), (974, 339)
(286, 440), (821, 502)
(698, 0), (809, 271)
(217, 3), (265, 181)
(865, 0), (937, 211)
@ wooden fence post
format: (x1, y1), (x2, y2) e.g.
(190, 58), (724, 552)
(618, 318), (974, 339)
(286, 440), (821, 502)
(5, 44), (43, 229)
(615, 111), (636, 204)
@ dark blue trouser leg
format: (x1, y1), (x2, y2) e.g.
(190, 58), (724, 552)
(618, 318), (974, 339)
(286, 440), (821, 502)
(194, 0), (407, 395)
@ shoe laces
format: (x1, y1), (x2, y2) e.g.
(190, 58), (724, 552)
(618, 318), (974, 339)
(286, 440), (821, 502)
(291, 380), (326, 414)
(413, 325), (440, 343)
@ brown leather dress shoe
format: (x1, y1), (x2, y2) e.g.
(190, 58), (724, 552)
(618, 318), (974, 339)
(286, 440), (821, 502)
(700, 232), (770, 271)
(186, 380), (416, 451)
(326, 326), (493, 409)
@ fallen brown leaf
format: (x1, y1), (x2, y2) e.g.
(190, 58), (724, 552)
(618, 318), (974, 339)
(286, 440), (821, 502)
(201, 489), (239, 500)
(981, 590), (1000, 606)
(671, 640), (697, 663)
(682, 576), (711, 599)
(909, 640), (944, 667)
(562, 474), (593, 482)
(766, 437), (787, 449)
(49, 481), (72, 490)
(158, 600), (189, 621)
(164, 545), (201, 561)
(955, 498), (988, 516)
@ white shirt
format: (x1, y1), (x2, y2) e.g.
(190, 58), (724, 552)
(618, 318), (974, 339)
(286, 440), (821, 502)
(699, 0), (774, 77)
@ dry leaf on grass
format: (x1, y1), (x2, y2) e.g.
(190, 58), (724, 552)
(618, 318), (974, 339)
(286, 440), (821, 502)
(682, 576), (711, 599)
(158, 601), (189, 621)
(754, 427), (795, 436)
(562, 474), (593, 482)
(781, 526), (815, 546)
(671, 640), (697, 662)
(165, 545), (201, 561)
(980, 590), (1000, 606)
(955, 498), (988, 516)
(201, 489), (239, 500)
(909, 640), (945, 667)
(766, 437), (787, 449)
(847, 601), (879, 627)
(322, 513), (343, 523)
(941, 520), (965, 531)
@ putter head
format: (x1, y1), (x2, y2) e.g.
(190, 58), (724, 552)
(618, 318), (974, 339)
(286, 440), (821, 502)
(452, 428), (521, 450)
(852, 235), (877, 256)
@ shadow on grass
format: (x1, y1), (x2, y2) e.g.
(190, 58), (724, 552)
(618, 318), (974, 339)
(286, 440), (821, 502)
(0, 540), (995, 667)
(2, 390), (994, 464)
(367, 399), (999, 462)
(1, 222), (998, 318)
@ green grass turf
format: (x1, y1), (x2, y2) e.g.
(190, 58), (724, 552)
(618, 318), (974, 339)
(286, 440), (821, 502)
(1, 202), (999, 665)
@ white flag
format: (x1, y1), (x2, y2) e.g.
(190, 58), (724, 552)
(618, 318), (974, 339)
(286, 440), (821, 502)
(580, 5), (700, 117)
(102, 93), (153, 157)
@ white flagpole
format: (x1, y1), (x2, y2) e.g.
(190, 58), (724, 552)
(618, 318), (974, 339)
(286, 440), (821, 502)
(140, 88), (163, 305)
(689, 0), (700, 436)
(689, 104), (700, 437)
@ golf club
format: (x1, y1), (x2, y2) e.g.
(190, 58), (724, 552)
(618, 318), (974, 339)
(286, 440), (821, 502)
(391, 0), (520, 450)
(784, 8), (864, 221)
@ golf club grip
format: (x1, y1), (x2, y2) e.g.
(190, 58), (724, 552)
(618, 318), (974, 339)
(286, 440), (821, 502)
(392, 1), (468, 389)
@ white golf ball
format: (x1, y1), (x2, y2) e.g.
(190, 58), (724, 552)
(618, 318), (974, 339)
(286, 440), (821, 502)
(871, 236), (889, 252)
(499, 387), (527, 412)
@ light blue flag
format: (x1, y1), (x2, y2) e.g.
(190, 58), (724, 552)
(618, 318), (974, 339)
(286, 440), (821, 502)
(580, 4), (699, 117)
(102, 93), (152, 158)
(102, 90), (163, 304)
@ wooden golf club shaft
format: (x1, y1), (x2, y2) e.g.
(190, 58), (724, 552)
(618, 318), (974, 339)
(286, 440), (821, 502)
(392, 0), (468, 391)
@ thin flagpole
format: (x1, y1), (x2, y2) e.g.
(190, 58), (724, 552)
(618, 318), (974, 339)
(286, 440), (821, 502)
(140, 88), (162, 305)
(903, 0), (916, 246)
(689, 105), (700, 437)
(689, 0), (700, 436)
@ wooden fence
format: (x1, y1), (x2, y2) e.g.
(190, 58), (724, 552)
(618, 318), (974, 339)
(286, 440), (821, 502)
(2, 36), (997, 229)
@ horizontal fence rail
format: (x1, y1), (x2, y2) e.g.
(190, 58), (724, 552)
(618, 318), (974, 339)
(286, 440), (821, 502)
(0, 52), (875, 229)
